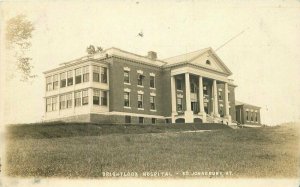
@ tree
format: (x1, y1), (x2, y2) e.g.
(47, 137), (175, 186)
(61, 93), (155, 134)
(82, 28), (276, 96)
(86, 45), (96, 54)
(86, 45), (103, 54)
(5, 14), (36, 81)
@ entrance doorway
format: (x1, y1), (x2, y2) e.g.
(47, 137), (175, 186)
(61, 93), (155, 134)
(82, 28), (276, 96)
(191, 102), (199, 114)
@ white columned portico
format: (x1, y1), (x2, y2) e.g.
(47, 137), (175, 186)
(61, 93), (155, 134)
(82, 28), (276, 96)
(224, 82), (231, 122)
(212, 79), (220, 117)
(184, 73), (193, 123)
(198, 76), (206, 122)
(171, 76), (177, 123)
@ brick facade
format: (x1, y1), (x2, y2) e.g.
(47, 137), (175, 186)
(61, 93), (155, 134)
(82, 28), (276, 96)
(43, 47), (260, 125)
(235, 102), (261, 125)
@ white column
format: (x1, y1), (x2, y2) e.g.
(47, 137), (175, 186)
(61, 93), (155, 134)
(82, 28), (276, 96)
(224, 82), (231, 121)
(198, 76), (206, 122)
(224, 82), (229, 116)
(171, 76), (177, 118)
(198, 76), (205, 113)
(185, 73), (191, 112)
(213, 79), (219, 117)
(184, 73), (193, 123)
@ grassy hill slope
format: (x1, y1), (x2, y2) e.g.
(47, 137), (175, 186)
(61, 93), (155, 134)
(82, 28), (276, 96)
(4, 122), (299, 178)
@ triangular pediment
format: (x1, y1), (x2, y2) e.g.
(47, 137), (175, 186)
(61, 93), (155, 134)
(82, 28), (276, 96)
(189, 48), (232, 75)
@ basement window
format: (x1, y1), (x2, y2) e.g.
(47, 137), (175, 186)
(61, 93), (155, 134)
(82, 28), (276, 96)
(125, 116), (131, 123)
(138, 117), (144, 124)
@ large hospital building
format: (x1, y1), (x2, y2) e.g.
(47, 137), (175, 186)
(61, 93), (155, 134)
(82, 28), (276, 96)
(43, 47), (261, 125)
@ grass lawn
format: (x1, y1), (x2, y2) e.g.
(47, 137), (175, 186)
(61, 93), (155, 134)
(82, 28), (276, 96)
(4, 122), (299, 178)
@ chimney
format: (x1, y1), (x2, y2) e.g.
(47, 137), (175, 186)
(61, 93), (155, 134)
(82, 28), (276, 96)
(147, 51), (157, 60)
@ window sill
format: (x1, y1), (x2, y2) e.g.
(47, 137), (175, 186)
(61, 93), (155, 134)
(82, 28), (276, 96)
(124, 106), (131, 109)
(138, 108), (144, 110)
(59, 107), (73, 110)
(150, 87), (156, 90)
(124, 82), (131, 85)
(137, 85), (144, 88)
(150, 110), (157, 112)
(176, 89), (183, 92)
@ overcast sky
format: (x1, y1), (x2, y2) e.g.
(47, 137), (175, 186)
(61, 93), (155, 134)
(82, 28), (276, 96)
(1, 0), (300, 125)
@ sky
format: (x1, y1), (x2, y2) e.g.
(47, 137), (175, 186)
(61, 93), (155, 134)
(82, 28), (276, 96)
(1, 0), (300, 126)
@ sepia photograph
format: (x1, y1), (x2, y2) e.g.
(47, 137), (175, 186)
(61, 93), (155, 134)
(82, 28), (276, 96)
(0, 0), (299, 187)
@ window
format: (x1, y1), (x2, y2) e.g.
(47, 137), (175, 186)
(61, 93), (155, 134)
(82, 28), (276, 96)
(150, 76), (155, 88)
(255, 112), (258, 121)
(46, 98), (52, 112)
(83, 66), (89, 82)
(52, 97), (57, 111)
(206, 60), (211, 65)
(124, 92), (130, 107)
(138, 94), (143, 108)
(150, 96), (155, 110)
(218, 91), (223, 100)
(101, 91), (108, 106)
(190, 83), (196, 93)
(46, 76), (52, 91)
(250, 112), (253, 121)
(176, 79), (182, 90)
(93, 89), (100, 105)
(204, 102), (208, 114)
(125, 116), (131, 123)
(93, 66), (100, 82)
(124, 70), (130, 83)
(60, 95), (66, 109)
(60, 72), (66, 88)
(152, 118), (156, 124)
(67, 70), (73, 86)
(53, 74), (58, 90)
(66, 93), (72, 108)
(75, 68), (82, 84)
(203, 85), (208, 95)
(82, 90), (88, 105)
(246, 111), (249, 121)
(138, 117), (144, 124)
(137, 73), (144, 86)
(101, 67), (107, 83)
(177, 98), (183, 111)
(75, 91), (81, 107)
